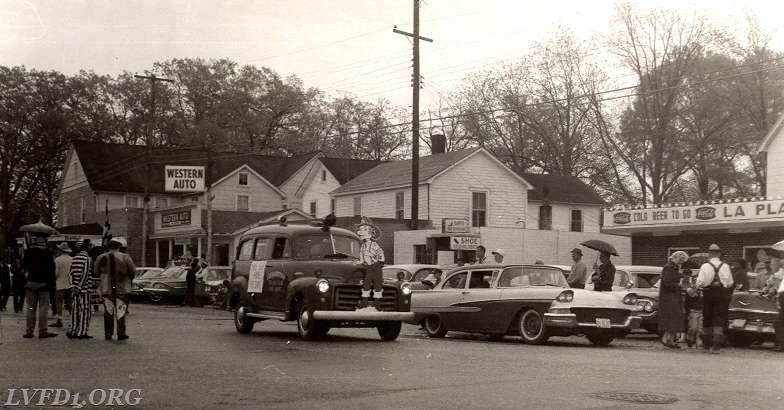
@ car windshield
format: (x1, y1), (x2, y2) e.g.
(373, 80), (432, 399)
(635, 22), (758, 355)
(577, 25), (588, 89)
(203, 268), (231, 282)
(413, 268), (442, 282)
(293, 233), (361, 259)
(160, 266), (186, 279)
(138, 269), (163, 279)
(498, 266), (568, 288)
(382, 267), (411, 282)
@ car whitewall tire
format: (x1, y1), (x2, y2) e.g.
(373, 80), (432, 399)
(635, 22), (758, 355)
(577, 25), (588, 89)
(424, 316), (447, 338)
(518, 309), (548, 345)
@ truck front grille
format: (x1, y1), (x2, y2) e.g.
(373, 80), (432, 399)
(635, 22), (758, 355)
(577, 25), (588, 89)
(334, 285), (398, 311)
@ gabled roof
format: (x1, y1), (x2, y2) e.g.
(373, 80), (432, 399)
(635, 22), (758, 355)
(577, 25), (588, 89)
(207, 210), (306, 235)
(70, 140), (316, 194)
(331, 148), (482, 195)
(318, 157), (382, 184)
(758, 114), (784, 154)
(521, 173), (606, 205)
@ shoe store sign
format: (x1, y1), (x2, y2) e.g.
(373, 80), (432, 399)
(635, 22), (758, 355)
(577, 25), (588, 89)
(604, 198), (784, 228)
(165, 165), (205, 192)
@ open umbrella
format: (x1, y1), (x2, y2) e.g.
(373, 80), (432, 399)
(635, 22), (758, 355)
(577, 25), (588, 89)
(580, 239), (618, 256)
(772, 240), (784, 251)
(18, 220), (59, 236)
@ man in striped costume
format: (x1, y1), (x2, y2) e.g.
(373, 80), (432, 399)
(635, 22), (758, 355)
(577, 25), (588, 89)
(67, 239), (94, 339)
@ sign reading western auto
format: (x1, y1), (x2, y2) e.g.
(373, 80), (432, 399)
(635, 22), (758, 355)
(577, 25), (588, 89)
(604, 199), (784, 228)
(165, 165), (205, 192)
(161, 210), (191, 228)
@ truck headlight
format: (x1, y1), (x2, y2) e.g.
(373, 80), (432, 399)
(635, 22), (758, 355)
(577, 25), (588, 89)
(316, 279), (330, 293)
(400, 282), (412, 296)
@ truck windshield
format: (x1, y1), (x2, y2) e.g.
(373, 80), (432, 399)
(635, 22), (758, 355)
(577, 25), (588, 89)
(293, 234), (361, 259)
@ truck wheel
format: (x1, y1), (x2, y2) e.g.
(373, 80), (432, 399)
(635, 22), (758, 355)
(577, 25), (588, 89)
(424, 316), (447, 338)
(518, 309), (549, 345)
(234, 305), (256, 334)
(377, 322), (402, 341)
(587, 333), (614, 347)
(297, 301), (326, 341)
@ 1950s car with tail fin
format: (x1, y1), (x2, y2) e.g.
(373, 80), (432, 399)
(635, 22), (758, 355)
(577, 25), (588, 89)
(227, 217), (414, 341)
(410, 264), (642, 346)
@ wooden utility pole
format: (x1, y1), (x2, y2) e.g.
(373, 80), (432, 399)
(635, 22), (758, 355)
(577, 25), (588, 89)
(394, 0), (432, 230)
(135, 74), (173, 266)
(205, 147), (214, 265)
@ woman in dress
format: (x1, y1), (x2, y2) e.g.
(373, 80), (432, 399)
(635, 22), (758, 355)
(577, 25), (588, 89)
(659, 251), (689, 348)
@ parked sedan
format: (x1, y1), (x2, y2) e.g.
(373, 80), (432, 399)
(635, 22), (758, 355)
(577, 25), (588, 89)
(725, 290), (779, 347)
(143, 265), (207, 305)
(411, 264), (642, 346)
(130, 267), (165, 301)
(382, 264), (444, 289)
(201, 266), (232, 306)
(602, 265), (661, 333)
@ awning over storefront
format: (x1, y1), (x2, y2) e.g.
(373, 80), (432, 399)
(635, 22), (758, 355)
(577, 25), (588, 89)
(603, 198), (784, 235)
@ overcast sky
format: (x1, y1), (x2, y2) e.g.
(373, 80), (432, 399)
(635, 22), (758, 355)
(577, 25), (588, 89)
(2, 0), (783, 110)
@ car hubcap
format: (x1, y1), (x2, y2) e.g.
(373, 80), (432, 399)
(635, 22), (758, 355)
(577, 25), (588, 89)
(523, 313), (541, 338)
(426, 317), (439, 332)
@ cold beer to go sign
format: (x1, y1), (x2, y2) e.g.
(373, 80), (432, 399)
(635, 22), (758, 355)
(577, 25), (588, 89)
(165, 166), (205, 192)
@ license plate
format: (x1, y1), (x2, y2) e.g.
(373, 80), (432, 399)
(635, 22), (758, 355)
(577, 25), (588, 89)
(730, 319), (746, 328)
(596, 318), (611, 328)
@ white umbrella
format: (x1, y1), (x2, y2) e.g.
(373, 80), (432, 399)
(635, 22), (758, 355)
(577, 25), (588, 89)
(773, 240), (784, 251)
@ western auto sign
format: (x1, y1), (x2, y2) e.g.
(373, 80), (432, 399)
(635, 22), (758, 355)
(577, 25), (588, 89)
(165, 166), (205, 192)
(604, 199), (784, 228)
(161, 210), (191, 228)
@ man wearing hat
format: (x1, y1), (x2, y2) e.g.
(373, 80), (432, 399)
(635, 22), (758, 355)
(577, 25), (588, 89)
(96, 237), (136, 340)
(67, 239), (95, 339)
(491, 249), (505, 264)
(53, 242), (73, 328)
(567, 248), (588, 289)
(695, 244), (733, 353)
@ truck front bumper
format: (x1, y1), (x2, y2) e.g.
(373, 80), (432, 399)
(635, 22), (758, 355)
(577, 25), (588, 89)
(312, 310), (414, 321)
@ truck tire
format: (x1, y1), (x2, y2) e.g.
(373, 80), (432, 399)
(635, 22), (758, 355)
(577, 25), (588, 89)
(297, 301), (327, 341)
(234, 305), (256, 334)
(377, 322), (402, 341)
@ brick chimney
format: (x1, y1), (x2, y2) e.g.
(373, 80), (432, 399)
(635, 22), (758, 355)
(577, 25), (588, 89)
(430, 133), (446, 154)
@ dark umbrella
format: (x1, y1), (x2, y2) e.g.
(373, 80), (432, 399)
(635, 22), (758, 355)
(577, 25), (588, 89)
(18, 220), (59, 236)
(689, 252), (709, 266)
(580, 239), (618, 256)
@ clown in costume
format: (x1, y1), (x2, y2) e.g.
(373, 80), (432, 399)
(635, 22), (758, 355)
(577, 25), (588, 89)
(355, 217), (385, 309)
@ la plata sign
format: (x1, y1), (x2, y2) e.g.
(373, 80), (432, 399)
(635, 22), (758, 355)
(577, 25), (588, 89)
(165, 166), (205, 192)
(606, 199), (784, 228)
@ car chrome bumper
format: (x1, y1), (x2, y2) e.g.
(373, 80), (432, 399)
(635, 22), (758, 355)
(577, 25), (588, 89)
(544, 313), (642, 330)
(727, 319), (776, 334)
(141, 288), (171, 295)
(312, 310), (414, 321)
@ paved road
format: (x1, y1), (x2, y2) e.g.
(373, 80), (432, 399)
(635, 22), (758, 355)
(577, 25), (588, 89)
(1, 304), (783, 409)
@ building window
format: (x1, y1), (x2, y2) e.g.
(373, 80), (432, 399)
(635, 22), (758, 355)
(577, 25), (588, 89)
(330, 198), (335, 214)
(80, 198), (86, 223)
(570, 210), (583, 232)
(414, 245), (429, 264)
(237, 195), (249, 211)
(321, 170), (327, 182)
(309, 201), (317, 218)
(353, 196), (362, 217)
(239, 172), (248, 186)
(471, 192), (487, 227)
(395, 191), (405, 220)
(539, 205), (552, 230)
(126, 195), (138, 209)
(156, 197), (168, 209)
